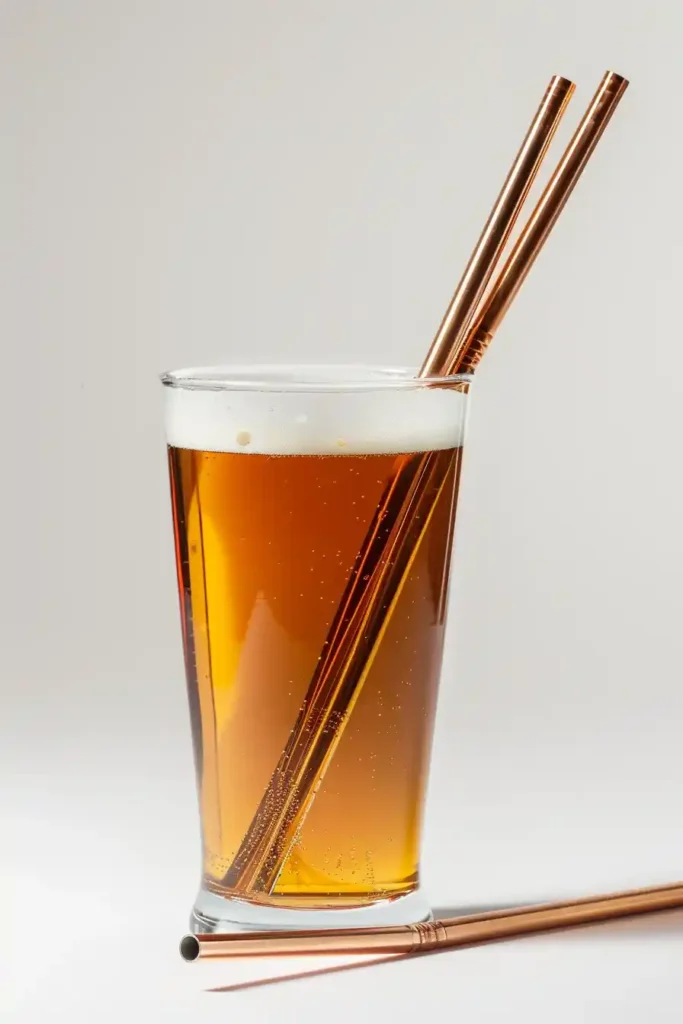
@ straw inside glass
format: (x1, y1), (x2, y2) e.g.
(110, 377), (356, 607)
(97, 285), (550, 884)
(221, 72), (627, 898)
(218, 75), (574, 895)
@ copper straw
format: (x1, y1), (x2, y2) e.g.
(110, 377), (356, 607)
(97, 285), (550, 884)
(454, 70), (629, 374)
(180, 881), (683, 960)
(223, 71), (629, 899)
(220, 74), (631, 897)
(419, 75), (575, 376)
(220, 76), (575, 896)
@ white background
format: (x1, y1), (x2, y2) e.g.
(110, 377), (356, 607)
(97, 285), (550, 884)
(3, 1), (683, 1020)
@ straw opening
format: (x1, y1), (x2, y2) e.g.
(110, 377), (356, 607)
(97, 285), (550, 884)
(179, 935), (201, 962)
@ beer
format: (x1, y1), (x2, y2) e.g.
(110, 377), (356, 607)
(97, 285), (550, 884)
(164, 367), (468, 920)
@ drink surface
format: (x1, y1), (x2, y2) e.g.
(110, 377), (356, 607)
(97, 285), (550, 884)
(164, 374), (467, 908)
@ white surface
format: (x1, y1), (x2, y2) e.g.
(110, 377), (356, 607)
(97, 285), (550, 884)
(6, 738), (683, 1022)
(7, 860), (683, 1024)
(7, 906), (683, 1024)
(3, 0), (683, 1020)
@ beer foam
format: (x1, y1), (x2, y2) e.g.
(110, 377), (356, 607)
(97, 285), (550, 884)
(163, 366), (469, 455)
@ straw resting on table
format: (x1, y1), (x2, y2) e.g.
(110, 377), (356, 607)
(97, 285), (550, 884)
(180, 881), (683, 959)
(221, 71), (628, 898)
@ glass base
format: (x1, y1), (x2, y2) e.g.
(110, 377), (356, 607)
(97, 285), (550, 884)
(190, 886), (432, 934)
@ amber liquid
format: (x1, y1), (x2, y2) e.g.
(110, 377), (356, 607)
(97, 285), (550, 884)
(169, 446), (461, 908)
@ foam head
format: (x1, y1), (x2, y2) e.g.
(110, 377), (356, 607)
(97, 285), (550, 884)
(162, 365), (470, 455)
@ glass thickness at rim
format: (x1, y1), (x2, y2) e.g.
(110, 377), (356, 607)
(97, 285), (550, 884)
(160, 364), (472, 393)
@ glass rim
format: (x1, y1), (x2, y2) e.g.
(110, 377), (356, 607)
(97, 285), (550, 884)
(160, 363), (472, 393)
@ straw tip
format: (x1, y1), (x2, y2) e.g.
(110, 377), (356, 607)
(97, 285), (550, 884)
(549, 74), (575, 94)
(180, 934), (200, 962)
(605, 70), (630, 89)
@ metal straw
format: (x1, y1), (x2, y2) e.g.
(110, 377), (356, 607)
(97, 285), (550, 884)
(219, 76), (573, 896)
(454, 70), (629, 374)
(222, 73), (627, 898)
(181, 881), (682, 959)
(419, 75), (576, 376)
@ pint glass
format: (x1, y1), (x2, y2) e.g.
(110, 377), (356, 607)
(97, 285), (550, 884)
(162, 365), (470, 931)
